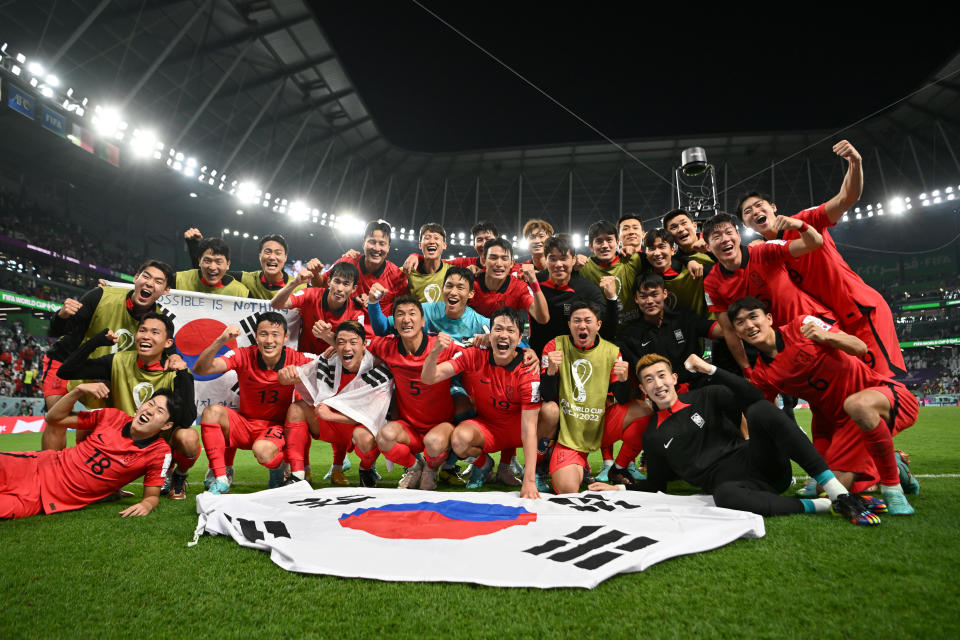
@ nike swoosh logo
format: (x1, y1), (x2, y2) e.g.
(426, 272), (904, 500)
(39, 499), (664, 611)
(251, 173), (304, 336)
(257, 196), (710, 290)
(641, 341), (653, 347)
(664, 437), (674, 449)
(480, 379), (491, 384)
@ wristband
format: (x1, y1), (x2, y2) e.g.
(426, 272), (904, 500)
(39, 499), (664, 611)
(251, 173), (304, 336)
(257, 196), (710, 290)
(798, 221), (810, 233)
(707, 364), (717, 376)
(528, 279), (541, 293)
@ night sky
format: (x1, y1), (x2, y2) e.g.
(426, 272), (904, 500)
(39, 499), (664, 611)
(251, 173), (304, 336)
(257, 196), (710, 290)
(310, 2), (959, 152)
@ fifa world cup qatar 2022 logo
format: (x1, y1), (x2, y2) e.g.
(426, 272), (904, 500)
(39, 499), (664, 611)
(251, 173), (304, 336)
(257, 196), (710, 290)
(571, 358), (593, 402)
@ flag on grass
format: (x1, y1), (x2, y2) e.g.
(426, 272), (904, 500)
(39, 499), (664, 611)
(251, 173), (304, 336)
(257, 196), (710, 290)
(193, 485), (765, 589)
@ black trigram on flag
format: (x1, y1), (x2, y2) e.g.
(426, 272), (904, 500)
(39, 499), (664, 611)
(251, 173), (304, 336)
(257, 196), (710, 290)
(238, 314), (262, 345)
(549, 493), (642, 512)
(361, 364), (393, 387)
(523, 525), (658, 570)
(223, 513), (291, 543)
(288, 494), (374, 509)
(317, 358), (335, 389)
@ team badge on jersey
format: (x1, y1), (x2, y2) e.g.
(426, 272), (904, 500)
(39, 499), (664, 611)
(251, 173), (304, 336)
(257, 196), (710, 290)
(691, 412), (705, 428)
(674, 329), (685, 344)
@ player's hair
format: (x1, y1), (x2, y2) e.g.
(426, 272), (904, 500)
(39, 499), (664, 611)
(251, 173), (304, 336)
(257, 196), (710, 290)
(644, 228), (674, 250)
(364, 220), (392, 241)
(139, 311), (175, 340)
(392, 295), (423, 318)
(522, 218), (554, 238)
(255, 311), (288, 333)
(735, 191), (773, 217)
(635, 353), (674, 377)
(544, 234), (574, 258)
(135, 259), (175, 287)
(472, 221), (498, 238)
(662, 208), (692, 229)
(588, 220), (619, 244)
(258, 234), (288, 253)
(482, 237), (513, 259)
(443, 265), (475, 289)
(491, 306), (524, 332)
(727, 296), (769, 323)
(149, 388), (184, 429)
(326, 261), (359, 287)
(635, 272), (666, 294)
(701, 213), (740, 242)
(617, 213), (643, 228)
(419, 222), (446, 241)
(199, 237), (231, 260)
(334, 320), (366, 341)
(569, 300), (603, 319)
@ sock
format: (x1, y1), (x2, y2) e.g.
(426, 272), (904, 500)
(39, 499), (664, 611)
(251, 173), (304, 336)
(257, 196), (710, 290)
(500, 448), (517, 467)
(283, 421), (310, 473)
(813, 470), (847, 502)
(473, 453), (489, 470)
(304, 437), (312, 467)
(332, 441), (347, 467)
(200, 422), (227, 477)
(262, 449), (285, 469)
(802, 497), (831, 514)
(383, 442), (417, 468)
(615, 415), (650, 468)
(172, 449), (199, 473)
(424, 452), (447, 470)
(292, 470), (305, 480)
(357, 447), (380, 469)
(224, 447), (237, 467)
(862, 420), (899, 486)
(800, 498), (816, 514)
(331, 464), (343, 471)
(601, 446), (614, 462)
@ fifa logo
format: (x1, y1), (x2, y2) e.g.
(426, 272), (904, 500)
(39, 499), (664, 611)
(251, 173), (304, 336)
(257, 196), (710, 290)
(571, 358), (593, 402)
(132, 381), (155, 408)
(111, 328), (135, 353)
(424, 283), (442, 302)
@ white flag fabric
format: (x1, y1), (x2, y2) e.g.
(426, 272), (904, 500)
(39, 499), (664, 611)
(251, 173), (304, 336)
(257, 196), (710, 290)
(194, 485), (765, 589)
(293, 351), (394, 435)
(107, 283), (303, 414)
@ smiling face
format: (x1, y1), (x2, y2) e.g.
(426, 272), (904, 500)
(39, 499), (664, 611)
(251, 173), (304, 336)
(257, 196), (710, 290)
(473, 231), (497, 258)
(442, 274), (473, 316)
(619, 218), (643, 250)
(644, 237), (674, 272)
(546, 247), (574, 286)
(590, 232), (619, 262)
(484, 244), (514, 281)
(732, 306), (776, 348)
(665, 213), (699, 252)
(335, 331), (365, 373)
(490, 315), (521, 364)
(568, 307), (601, 348)
(420, 231), (447, 261)
(635, 286), (668, 321)
(525, 228), (549, 257)
(258, 241), (287, 279)
(326, 274), (357, 308)
(136, 318), (173, 361)
(739, 196), (778, 235)
(132, 394), (174, 434)
(393, 302), (425, 341)
(255, 320), (287, 362)
(638, 361), (678, 409)
(199, 249), (229, 286)
(363, 230), (390, 268)
(131, 266), (170, 308)
(705, 222), (742, 267)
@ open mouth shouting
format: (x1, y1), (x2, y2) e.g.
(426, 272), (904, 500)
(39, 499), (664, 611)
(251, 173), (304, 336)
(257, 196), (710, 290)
(134, 285), (154, 304)
(493, 335), (513, 357)
(423, 242), (440, 258)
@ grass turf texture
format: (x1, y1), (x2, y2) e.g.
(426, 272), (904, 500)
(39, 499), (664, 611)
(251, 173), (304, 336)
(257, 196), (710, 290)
(1, 407), (958, 639)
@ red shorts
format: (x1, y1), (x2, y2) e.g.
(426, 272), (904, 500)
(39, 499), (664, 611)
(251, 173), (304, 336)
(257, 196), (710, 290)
(549, 443), (589, 474)
(42, 356), (68, 397)
(463, 418), (521, 454)
(0, 452), (44, 519)
(224, 407), (284, 450)
(311, 417), (357, 448)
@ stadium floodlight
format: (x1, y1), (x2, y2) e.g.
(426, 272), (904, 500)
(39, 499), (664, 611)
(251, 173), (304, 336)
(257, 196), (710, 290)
(519, 237), (529, 250)
(947, 186), (955, 194)
(15, 52), (25, 64)
(130, 129), (157, 158)
(0, 43), (6, 54)
(172, 162), (182, 171)
(45, 74), (59, 87)
(253, 235), (259, 240)
(40, 86), (53, 98)
(208, 178), (215, 185)
(288, 201), (310, 222)
(189, 192), (198, 198)
(856, 213), (862, 219)
(933, 189), (941, 197)
(243, 233), (249, 238)
(91, 106), (123, 138)
(10, 65), (20, 76)
(458, 232), (466, 239)
(29, 77), (38, 87)
(66, 87), (73, 97)
(27, 61), (43, 76)
(233, 231), (239, 236)
(236, 210), (243, 215)
(572, 233), (582, 249)
(223, 228), (230, 234)
(235, 181), (259, 205)
(175, 152), (184, 162)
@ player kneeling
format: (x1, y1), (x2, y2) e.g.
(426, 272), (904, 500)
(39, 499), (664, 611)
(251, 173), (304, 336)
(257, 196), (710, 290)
(0, 383), (182, 519)
(590, 354), (882, 525)
(194, 312), (312, 494)
(421, 308), (541, 499)
(282, 322), (391, 487)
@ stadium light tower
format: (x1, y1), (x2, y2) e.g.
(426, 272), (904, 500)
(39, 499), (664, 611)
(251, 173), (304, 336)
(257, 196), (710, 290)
(675, 146), (720, 221)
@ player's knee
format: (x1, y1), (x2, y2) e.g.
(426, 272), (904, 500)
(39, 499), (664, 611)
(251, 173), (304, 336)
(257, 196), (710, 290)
(450, 428), (472, 457)
(376, 426), (398, 449)
(538, 402), (560, 436)
(422, 431), (446, 454)
(201, 404), (227, 424)
(843, 394), (870, 425)
(353, 428), (375, 452)
(252, 440), (280, 464)
(174, 428), (201, 458)
(712, 482), (743, 510)
(552, 471), (581, 495)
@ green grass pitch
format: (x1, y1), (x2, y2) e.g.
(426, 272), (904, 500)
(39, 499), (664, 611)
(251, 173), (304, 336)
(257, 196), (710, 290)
(1, 407), (958, 639)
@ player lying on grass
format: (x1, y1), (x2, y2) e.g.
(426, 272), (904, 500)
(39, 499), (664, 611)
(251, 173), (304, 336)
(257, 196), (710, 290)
(57, 312), (198, 500)
(591, 354), (884, 525)
(729, 297), (919, 514)
(193, 312), (312, 495)
(0, 384), (181, 519)
(421, 307), (542, 499)
(282, 321), (390, 487)
(537, 301), (652, 493)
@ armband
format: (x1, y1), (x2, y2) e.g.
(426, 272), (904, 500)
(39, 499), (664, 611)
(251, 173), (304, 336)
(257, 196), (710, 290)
(528, 279), (541, 293)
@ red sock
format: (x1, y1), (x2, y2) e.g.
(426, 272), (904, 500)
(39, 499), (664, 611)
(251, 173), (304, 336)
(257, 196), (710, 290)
(500, 448), (516, 466)
(284, 421), (310, 473)
(473, 453), (488, 469)
(357, 446), (380, 469)
(332, 442), (347, 466)
(263, 449), (285, 469)
(200, 422), (227, 477)
(424, 452), (447, 470)
(615, 415), (650, 468)
(382, 442), (417, 468)
(172, 449), (199, 473)
(601, 445), (614, 462)
(862, 420), (899, 486)
(224, 447), (237, 467)
(304, 438), (312, 467)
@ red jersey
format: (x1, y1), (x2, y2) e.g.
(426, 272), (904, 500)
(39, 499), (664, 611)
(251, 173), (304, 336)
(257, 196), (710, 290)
(470, 273), (534, 317)
(335, 254), (408, 315)
(747, 315), (908, 426)
(286, 287), (371, 354)
(222, 345), (312, 424)
(367, 334), (461, 428)
(38, 408), (172, 514)
(703, 241), (834, 323)
(450, 347), (541, 429)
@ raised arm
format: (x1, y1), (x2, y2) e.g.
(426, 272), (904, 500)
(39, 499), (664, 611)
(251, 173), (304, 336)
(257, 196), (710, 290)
(420, 332), (457, 384)
(520, 263), (549, 324)
(823, 140), (863, 224)
(270, 268), (312, 309)
(57, 329), (115, 380)
(46, 383), (111, 425)
(192, 326), (238, 376)
(768, 216), (824, 257)
(800, 319), (867, 356)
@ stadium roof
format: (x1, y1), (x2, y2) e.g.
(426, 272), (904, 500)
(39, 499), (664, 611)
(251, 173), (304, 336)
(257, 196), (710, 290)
(1, 1), (959, 242)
